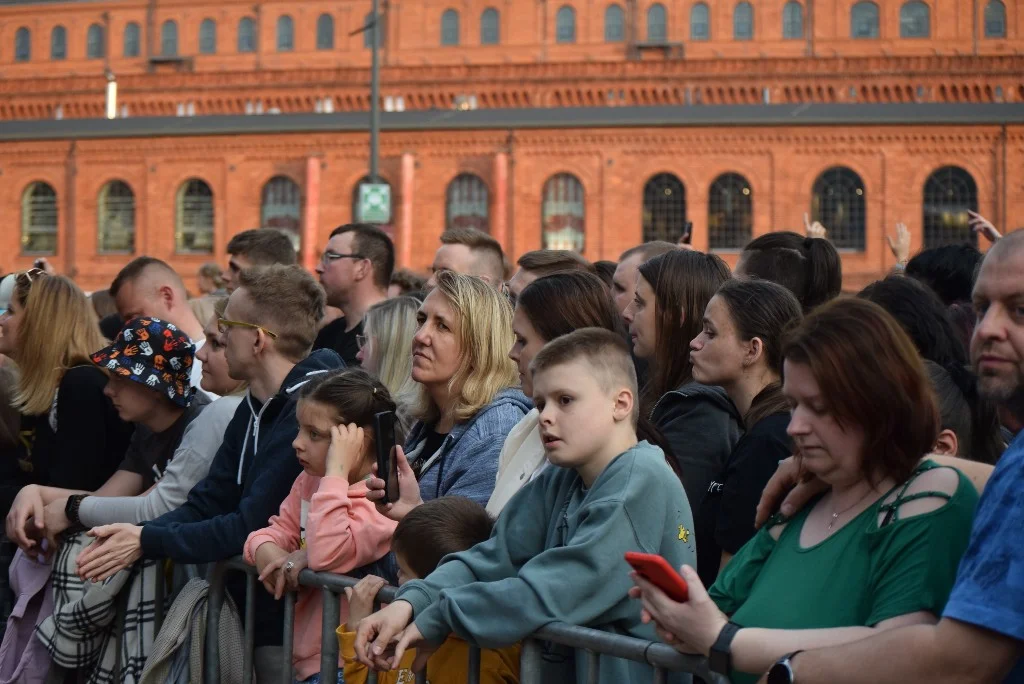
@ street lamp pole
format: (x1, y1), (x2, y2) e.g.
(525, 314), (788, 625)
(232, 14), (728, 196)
(369, 0), (380, 182)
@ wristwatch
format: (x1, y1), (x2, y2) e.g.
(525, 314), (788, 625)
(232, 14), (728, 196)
(767, 650), (804, 684)
(709, 621), (742, 674)
(64, 494), (87, 528)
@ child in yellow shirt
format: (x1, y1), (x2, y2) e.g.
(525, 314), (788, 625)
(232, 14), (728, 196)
(337, 497), (519, 684)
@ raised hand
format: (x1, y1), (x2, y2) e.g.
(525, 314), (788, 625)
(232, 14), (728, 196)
(968, 210), (1001, 243)
(886, 222), (911, 264)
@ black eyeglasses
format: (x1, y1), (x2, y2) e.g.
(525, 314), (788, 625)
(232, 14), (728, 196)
(320, 251), (366, 266)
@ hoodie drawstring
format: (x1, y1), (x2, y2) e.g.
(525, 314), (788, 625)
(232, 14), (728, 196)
(238, 392), (273, 486)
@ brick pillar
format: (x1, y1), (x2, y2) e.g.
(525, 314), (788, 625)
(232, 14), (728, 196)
(398, 152), (415, 268)
(492, 152), (509, 252)
(302, 156), (321, 271)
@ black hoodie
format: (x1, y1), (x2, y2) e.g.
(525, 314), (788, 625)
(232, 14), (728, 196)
(140, 349), (344, 645)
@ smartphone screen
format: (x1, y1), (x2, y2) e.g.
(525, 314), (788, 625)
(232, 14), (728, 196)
(374, 411), (398, 503)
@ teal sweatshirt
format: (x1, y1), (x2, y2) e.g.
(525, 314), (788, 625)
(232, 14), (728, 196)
(395, 441), (696, 684)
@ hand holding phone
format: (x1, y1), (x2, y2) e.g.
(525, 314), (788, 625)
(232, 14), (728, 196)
(625, 551), (689, 602)
(374, 411), (399, 504)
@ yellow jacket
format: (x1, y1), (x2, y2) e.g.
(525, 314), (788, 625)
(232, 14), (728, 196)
(337, 624), (520, 684)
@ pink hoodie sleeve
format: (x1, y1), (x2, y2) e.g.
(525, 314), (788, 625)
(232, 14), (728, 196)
(305, 477), (397, 573)
(243, 475), (305, 564)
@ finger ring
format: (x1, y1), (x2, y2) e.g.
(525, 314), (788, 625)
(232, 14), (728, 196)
(284, 561), (295, 571)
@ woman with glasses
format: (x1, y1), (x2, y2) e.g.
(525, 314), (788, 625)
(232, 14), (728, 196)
(356, 296), (420, 437)
(0, 271), (133, 542)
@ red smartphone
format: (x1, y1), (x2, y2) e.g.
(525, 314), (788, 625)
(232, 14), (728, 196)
(625, 551), (689, 602)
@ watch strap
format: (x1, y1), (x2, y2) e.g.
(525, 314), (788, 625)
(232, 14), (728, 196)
(65, 494), (87, 528)
(767, 650), (804, 684)
(709, 621), (742, 674)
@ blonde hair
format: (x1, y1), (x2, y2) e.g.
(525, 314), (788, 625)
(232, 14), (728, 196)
(414, 271), (518, 424)
(12, 275), (106, 415)
(363, 297), (419, 417)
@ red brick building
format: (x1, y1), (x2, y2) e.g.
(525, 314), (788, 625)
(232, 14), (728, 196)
(0, 0), (1021, 291)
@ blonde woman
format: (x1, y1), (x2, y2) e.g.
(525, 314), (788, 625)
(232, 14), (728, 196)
(0, 272), (133, 547)
(357, 296), (420, 436)
(367, 271), (529, 520)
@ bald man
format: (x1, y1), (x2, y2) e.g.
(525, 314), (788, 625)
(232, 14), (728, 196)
(110, 257), (216, 399)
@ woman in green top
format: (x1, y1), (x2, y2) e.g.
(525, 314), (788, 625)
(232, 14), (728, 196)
(629, 298), (980, 684)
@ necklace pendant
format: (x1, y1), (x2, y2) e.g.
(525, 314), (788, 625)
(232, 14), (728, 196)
(827, 512), (839, 533)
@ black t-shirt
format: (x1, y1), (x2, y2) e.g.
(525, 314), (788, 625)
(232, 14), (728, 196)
(18, 365), (135, 494)
(696, 412), (792, 587)
(118, 393), (211, 489)
(411, 428), (449, 478)
(312, 317), (360, 367)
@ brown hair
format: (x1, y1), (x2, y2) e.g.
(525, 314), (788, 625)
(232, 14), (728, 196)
(714, 279), (803, 427)
(516, 250), (595, 278)
(439, 228), (505, 283)
(236, 264), (325, 361)
(517, 271), (624, 342)
(740, 232), (842, 313)
(329, 223), (396, 289)
(109, 256), (187, 299)
(530, 327), (639, 426)
(389, 269), (427, 295)
(298, 367), (397, 462)
(782, 298), (940, 484)
(391, 496), (494, 579)
(619, 241), (677, 263)
(638, 250), (731, 412)
(227, 229), (297, 266)
(198, 263), (225, 288)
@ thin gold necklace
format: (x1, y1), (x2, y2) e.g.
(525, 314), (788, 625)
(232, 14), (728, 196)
(827, 486), (875, 534)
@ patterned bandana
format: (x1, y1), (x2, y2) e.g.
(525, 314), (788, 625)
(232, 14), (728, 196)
(90, 316), (195, 407)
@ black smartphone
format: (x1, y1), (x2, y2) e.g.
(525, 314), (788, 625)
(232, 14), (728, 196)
(374, 411), (399, 504)
(682, 221), (693, 244)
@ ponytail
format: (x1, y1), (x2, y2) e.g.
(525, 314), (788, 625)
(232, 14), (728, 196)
(745, 382), (791, 430)
(738, 231), (842, 314)
(802, 237), (843, 312)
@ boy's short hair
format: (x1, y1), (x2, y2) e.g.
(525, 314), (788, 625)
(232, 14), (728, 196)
(516, 250), (595, 278)
(391, 497), (494, 579)
(530, 327), (639, 426)
(227, 229), (297, 266)
(236, 264), (325, 361)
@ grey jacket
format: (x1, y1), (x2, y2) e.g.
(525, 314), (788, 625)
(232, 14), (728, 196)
(651, 382), (742, 514)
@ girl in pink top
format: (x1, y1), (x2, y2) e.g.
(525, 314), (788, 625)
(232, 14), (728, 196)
(244, 369), (398, 683)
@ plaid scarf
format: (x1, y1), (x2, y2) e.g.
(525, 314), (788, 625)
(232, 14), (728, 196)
(35, 531), (163, 684)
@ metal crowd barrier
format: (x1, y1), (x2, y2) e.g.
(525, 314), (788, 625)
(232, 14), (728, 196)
(204, 556), (728, 684)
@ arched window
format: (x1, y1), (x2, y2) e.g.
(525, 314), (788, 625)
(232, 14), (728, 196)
(176, 179), (215, 254)
(199, 18), (217, 54)
(811, 167), (867, 250)
(708, 173), (753, 250)
(783, 1), (803, 38)
(351, 176), (393, 225)
(238, 17), (256, 53)
(317, 14), (335, 49)
(647, 3), (668, 41)
(51, 26), (67, 60)
(556, 6), (577, 43)
(690, 3), (710, 40)
(984, 0), (1005, 38)
(261, 176), (302, 250)
(21, 182), (58, 255)
(15, 27), (31, 62)
(542, 174), (585, 252)
(86, 23), (105, 59)
(923, 167), (978, 248)
(900, 1), (930, 37)
(161, 20), (178, 57)
(363, 12), (383, 48)
(441, 9), (460, 45)
(734, 2), (754, 39)
(123, 22), (141, 57)
(642, 174), (687, 243)
(851, 1), (880, 38)
(97, 181), (135, 254)
(605, 4), (625, 41)
(481, 8), (500, 45)
(276, 15), (294, 52)
(446, 175), (490, 232)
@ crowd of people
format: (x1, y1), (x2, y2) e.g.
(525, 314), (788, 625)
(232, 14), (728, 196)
(0, 211), (1020, 684)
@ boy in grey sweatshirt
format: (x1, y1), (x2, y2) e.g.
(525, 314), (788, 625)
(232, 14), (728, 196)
(354, 328), (696, 684)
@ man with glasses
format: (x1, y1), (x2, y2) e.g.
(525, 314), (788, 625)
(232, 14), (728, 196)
(223, 229), (297, 293)
(74, 264), (344, 683)
(312, 224), (394, 366)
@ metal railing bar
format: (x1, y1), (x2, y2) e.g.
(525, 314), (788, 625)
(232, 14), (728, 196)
(587, 649), (601, 684)
(319, 587), (341, 684)
(468, 644), (482, 684)
(244, 571), (256, 684)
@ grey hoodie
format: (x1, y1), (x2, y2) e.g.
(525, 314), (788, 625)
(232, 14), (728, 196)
(651, 382), (742, 514)
(397, 441), (696, 684)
